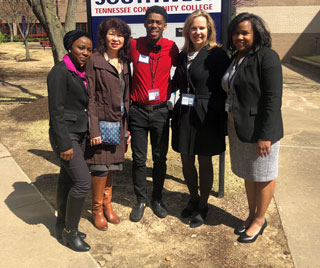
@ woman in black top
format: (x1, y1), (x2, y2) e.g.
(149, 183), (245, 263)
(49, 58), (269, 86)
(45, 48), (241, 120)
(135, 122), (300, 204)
(221, 13), (283, 243)
(47, 30), (93, 252)
(172, 10), (230, 228)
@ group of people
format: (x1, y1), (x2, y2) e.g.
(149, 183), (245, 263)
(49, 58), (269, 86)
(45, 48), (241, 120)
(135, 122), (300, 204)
(47, 6), (283, 252)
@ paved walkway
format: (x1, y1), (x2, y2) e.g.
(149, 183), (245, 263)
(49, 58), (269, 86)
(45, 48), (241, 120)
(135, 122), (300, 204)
(275, 65), (320, 268)
(0, 142), (99, 268)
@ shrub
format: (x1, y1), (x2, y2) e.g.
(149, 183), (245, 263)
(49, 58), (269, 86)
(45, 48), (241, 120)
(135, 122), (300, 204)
(0, 32), (6, 44)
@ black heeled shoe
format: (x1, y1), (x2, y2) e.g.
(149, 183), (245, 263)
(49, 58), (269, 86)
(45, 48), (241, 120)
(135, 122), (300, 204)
(237, 220), (267, 243)
(234, 225), (247, 235)
(55, 220), (86, 240)
(62, 228), (90, 252)
(190, 206), (208, 228)
(181, 196), (199, 218)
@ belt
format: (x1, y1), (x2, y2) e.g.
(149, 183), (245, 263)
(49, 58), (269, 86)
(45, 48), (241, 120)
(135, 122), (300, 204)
(132, 101), (167, 111)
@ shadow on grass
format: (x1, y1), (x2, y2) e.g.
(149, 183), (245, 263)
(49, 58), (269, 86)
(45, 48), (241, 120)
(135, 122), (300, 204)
(0, 79), (43, 99)
(29, 149), (241, 229)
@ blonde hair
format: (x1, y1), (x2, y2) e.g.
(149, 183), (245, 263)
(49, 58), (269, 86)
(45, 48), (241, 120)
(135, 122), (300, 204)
(181, 10), (219, 53)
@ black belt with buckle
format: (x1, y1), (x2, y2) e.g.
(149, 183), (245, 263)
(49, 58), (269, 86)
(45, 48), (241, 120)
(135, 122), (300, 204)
(132, 101), (167, 111)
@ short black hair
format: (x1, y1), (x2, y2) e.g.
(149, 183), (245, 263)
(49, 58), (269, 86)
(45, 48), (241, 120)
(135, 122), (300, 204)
(227, 12), (272, 53)
(145, 6), (168, 23)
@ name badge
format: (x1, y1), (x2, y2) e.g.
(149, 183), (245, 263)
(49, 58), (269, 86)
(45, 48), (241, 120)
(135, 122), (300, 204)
(138, 54), (150, 64)
(181, 94), (195, 106)
(148, 89), (160, 101)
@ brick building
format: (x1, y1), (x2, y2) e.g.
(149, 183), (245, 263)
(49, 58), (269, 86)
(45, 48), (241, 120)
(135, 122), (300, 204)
(237, 0), (320, 62)
(0, 0), (88, 37)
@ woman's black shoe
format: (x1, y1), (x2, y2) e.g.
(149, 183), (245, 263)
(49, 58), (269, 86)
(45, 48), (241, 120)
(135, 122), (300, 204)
(189, 206), (208, 228)
(55, 220), (86, 240)
(234, 225), (247, 235)
(62, 228), (90, 252)
(237, 220), (267, 243)
(63, 195), (89, 251)
(181, 196), (199, 218)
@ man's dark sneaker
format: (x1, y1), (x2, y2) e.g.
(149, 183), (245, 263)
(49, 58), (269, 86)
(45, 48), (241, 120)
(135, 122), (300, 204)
(129, 202), (146, 222)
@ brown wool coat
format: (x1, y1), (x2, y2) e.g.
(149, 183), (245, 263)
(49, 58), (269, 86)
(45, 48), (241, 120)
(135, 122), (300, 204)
(85, 51), (130, 166)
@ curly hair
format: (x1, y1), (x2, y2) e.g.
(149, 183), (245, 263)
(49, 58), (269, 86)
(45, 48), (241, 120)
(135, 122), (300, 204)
(97, 18), (131, 63)
(145, 6), (168, 23)
(227, 12), (271, 53)
(181, 10), (219, 53)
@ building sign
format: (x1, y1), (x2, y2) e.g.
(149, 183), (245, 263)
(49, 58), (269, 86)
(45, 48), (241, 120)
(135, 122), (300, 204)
(87, 0), (224, 49)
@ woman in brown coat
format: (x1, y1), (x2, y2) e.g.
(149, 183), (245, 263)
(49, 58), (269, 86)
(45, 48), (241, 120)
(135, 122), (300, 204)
(85, 18), (131, 230)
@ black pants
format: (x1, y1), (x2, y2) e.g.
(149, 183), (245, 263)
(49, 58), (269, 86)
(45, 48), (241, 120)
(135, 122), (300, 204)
(129, 104), (169, 203)
(50, 131), (91, 198)
(181, 154), (213, 208)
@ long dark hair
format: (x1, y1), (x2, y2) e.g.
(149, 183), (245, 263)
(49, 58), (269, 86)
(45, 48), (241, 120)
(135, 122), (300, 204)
(227, 12), (271, 54)
(97, 18), (131, 63)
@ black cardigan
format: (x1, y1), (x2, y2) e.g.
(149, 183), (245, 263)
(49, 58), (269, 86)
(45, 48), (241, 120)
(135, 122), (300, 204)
(47, 61), (89, 152)
(232, 46), (284, 143)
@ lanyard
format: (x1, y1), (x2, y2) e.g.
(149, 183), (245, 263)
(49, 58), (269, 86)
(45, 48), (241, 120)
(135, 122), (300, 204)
(149, 38), (163, 89)
(227, 56), (245, 92)
(186, 66), (196, 94)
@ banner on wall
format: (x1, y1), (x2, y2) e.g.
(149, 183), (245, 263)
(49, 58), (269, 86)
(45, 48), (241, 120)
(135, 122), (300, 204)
(87, 0), (224, 49)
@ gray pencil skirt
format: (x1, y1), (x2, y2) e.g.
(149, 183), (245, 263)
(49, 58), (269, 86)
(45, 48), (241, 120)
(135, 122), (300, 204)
(227, 113), (280, 182)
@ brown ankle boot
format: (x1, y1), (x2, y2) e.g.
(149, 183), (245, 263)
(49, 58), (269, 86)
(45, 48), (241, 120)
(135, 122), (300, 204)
(92, 176), (108, 230)
(103, 172), (120, 224)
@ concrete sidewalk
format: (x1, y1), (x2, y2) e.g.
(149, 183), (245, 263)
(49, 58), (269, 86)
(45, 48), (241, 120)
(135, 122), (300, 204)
(0, 143), (99, 268)
(275, 65), (320, 268)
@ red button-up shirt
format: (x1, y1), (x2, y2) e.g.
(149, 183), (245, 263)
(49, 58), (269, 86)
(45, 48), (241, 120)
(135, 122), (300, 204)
(130, 37), (179, 104)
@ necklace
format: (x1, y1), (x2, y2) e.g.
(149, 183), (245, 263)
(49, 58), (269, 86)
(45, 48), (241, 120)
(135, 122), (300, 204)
(104, 53), (122, 73)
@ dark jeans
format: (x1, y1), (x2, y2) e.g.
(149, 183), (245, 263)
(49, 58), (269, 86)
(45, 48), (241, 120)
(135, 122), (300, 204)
(50, 131), (91, 198)
(181, 154), (213, 208)
(129, 104), (169, 203)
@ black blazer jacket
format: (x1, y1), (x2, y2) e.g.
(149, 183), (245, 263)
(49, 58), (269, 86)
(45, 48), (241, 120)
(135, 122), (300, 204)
(232, 46), (283, 143)
(171, 46), (230, 155)
(47, 61), (89, 152)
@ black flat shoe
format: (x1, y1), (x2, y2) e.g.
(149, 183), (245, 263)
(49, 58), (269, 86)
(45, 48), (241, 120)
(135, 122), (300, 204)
(55, 220), (86, 240)
(237, 220), (267, 243)
(181, 197), (199, 219)
(234, 225), (247, 235)
(151, 199), (168, 218)
(190, 206), (208, 228)
(130, 202), (146, 222)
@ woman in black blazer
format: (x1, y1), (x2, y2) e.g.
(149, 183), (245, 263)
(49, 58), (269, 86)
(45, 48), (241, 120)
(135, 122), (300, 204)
(47, 30), (93, 251)
(172, 10), (230, 228)
(221, 13), (283, 243)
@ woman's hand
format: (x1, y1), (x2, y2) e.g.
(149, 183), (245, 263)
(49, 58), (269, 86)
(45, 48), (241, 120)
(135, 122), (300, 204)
(60, 149), (74, 161)
(256, 139), (271, 157)
(90, 136), (102, 146)
(126, 134), (131, 145)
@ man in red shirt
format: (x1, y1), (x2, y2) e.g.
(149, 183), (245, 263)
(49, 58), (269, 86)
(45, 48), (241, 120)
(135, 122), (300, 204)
(129, 6), (179, 222)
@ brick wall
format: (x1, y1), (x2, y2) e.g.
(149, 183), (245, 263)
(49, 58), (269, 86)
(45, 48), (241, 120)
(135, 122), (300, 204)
(237, 2), (320, 62)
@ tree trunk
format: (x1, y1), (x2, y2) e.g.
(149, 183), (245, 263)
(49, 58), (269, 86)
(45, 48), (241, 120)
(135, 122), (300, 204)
(40, 0), (65, 63)
(8, 24), (14, 42)
(64, 0), (78, 33)
(27, 0), (78, 64)
(24, 39), (30, 60)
